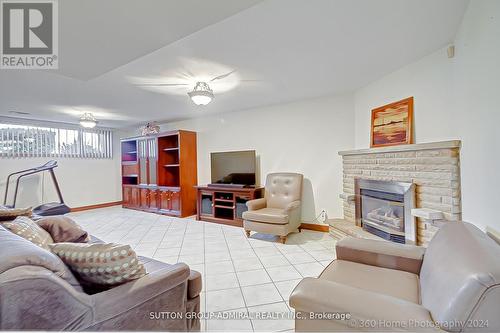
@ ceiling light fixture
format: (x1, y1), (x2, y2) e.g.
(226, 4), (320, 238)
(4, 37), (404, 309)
(141, 122), (160, 136)
(79, 112), (97, 128)
(187, 82), (214, 106)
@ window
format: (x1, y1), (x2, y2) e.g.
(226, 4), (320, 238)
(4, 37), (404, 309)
(0, 122), (113, 158)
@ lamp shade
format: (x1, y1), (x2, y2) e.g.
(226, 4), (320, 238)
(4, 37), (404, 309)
(188, 82), (214, 105)
(79, 113), (97, 128)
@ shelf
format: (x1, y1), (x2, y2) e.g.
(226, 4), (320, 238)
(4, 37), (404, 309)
(163, 147), (179, 151)
(214, 205), (235, 209)
(158, 135), (179, 150)
(123, 174), (138, 177)
(121, 140), (138, 163)
(215, 198), (233, 203)
(163, 164), (180, 167)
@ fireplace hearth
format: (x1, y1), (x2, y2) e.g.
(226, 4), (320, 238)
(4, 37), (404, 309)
(355, 179), (416, 244)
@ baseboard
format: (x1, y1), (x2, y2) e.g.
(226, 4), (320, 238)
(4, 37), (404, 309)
(300, 222), (329, 232)
(70, 201), (123, 212)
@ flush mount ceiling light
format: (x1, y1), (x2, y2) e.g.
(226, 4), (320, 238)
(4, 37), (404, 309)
(187, 81), (214, 106)
(79, 112), (97, 128)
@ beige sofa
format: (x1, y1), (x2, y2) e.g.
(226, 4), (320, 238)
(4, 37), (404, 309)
(290, 221), (500, 332)
(0, 225), (201, 331)
(243, 173), (303, 243)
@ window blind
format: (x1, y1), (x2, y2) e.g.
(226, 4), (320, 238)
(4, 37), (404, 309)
(0, 123), (113, 159)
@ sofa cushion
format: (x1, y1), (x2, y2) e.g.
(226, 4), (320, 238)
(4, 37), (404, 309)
(335, 237), (425, 274)
(49, 242), (146, 286)
(2, 216), (54, 249)
(0, 205), (32, 221)
(0, 225), (82, 291)
(243, 208), (289, 224)
(37, 216), (89, 243)
(320, 259), (420, 303)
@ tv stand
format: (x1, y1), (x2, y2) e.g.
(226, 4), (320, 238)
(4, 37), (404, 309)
(195, 185), (263, 227)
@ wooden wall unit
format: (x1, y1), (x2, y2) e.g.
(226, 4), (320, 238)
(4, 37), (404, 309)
(196, 186), (263, 227)
(121, 130), (197, 217)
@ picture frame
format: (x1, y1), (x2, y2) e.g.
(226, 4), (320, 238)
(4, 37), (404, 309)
(370, 97), (414, 148)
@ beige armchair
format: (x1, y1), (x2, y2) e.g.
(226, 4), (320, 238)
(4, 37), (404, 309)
(242, 173), (303, 243)
(290, 221), (500, 332)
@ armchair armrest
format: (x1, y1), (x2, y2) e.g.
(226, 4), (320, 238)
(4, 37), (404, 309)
(284, 200), (301, 212)
(336, 237), (426, 274)
(188, 269), (202, 299)
(290, 278), (436, 332)
(246, 198), (267, 211)
(92, 263), (191, 325)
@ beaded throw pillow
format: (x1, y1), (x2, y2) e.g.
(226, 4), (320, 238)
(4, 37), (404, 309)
(49, 242), (146, 286)
(2, 216), (54, 249)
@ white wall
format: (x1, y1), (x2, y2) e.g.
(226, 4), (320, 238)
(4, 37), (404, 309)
(0, 132), (123, 209)
(353, 0), (500, 231)
(147, 94), (354, 222)
(4, 1), (495, 231)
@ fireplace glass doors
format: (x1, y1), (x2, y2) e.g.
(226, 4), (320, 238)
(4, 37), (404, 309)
(355, 179), (416, 244)
(361, 189), (405, 237)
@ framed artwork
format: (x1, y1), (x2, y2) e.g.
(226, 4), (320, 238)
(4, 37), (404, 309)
(370, 97), (414, 147)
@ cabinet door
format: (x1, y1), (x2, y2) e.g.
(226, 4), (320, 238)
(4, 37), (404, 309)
(170, 190), (181, 214)
(149, 189), (159, 211)
(235, 195), (251, 220)
(131, 187), (140, 207)
(122, 187), (132, 207)
(138, 140), (148, 185)
(159, 189), (170, 212)
(200, 192), (214, 217)
(139, 188), (149, 209)
(147, 138), (157, 185)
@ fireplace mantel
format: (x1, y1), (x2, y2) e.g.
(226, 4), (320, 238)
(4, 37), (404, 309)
(339, 140), (461, 156)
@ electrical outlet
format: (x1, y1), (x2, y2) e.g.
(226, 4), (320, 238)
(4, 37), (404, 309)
(319, 209), (328, 223)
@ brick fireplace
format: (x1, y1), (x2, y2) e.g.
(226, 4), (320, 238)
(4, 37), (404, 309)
(338, 140), (461, 246)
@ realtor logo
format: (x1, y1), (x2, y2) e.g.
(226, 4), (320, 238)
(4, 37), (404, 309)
(1, 0), (58, 69)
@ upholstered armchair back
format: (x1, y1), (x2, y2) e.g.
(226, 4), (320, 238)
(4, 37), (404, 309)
(264, 173), (303, 209)
(419, 222), (500, 332)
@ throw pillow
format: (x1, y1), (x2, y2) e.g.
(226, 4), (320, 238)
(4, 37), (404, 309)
(2, 216), (54, 249)
(37, 216), (89, 243)
(0, 206), (32, 221)
(49, 243), (146, 286)
(0, 225), (83, 292)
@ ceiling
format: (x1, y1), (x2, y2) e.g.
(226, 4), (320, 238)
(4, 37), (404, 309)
(0, 0), (469, 128)
(57, 0), (264, 80)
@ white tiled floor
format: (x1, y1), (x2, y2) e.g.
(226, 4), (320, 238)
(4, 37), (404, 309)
(69, 206), (337, 332)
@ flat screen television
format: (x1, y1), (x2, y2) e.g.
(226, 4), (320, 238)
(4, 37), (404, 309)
(210, 150), (256, 187)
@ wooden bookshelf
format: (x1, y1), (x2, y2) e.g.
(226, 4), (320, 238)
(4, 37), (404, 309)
(121, 130), (197, 217)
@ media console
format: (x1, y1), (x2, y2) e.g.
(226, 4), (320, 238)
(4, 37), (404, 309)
(195, 186), (263, 227)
